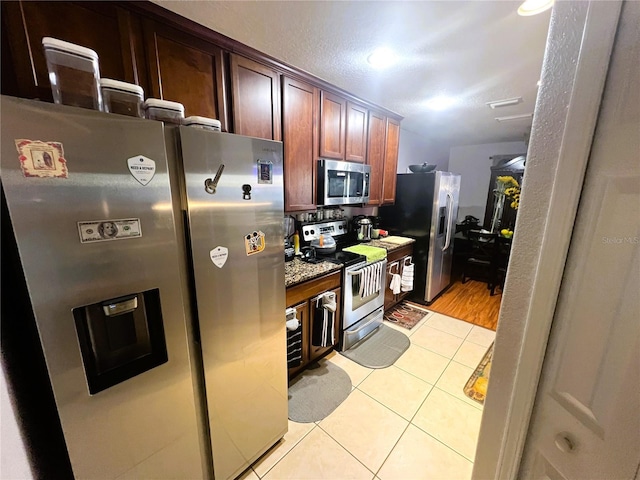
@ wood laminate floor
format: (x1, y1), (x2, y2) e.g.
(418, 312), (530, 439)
(426, 279), (502, 331)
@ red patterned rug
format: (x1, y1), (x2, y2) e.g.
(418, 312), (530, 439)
(383, 301), (430, 330)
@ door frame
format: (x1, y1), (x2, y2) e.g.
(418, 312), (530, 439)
(472, 2), (622, 479)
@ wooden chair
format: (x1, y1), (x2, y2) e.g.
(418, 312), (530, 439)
(489, 236), (512, 295)
(461, 231), (498, 289)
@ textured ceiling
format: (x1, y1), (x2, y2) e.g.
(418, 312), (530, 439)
(154, 0), (551, 154)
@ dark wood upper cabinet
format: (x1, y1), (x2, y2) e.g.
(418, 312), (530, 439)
(282, 76), (319, 212)
(366, 111), (387, 206)
(345, 102), (368, 163)
(319, 91), (347, 160)
(382, 118), (401, 204)
(143, 19), (227, 130)
(1, 1), (139, 101)
(230, 54), (281, 141)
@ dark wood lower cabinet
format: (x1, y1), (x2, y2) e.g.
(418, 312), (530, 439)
(384, 244), (414, 311)
(286, 271), (341, 380)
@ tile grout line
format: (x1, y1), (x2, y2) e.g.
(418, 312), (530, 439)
(314, 422), (380, 478)
(251, 422), (318, 479)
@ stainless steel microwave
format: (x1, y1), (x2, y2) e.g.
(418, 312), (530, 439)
(317, 159), (370, 206)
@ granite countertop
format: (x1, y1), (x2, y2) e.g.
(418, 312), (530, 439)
(363, 237), (416, 252)
(285, 257), (342, 288)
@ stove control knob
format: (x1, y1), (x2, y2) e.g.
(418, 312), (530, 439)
(303, 229), (309, 237)
(310, 229), (315, 235)
(338, 225), (343, 230)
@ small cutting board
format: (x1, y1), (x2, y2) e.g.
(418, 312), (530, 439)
(380, 236), (413, 245)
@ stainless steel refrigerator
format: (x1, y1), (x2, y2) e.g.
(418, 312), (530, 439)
(1, 96), (287, 480)
(378, 171), (460, 304)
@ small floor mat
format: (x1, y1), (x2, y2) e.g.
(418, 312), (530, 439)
(383, 301), (431, 330)
(340, 324), (410, 369)
(464, 342), (494, 404)
(288, 362), (352, 423)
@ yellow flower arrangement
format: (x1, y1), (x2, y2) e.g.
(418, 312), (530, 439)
(496, 175), (521, 210)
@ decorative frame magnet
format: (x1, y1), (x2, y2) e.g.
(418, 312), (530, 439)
(15, 139), (68, 178)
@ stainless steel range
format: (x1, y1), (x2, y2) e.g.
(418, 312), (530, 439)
(299, 219), (387, 350)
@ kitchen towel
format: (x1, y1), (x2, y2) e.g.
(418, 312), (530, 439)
(358, 262), (384, 298)
(312, 292), (337, 347)
(343, 245), (387, 263)
(401, 262), (414, 292)
(390, 273), (402, 295)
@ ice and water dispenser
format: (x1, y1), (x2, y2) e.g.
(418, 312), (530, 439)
(72, 288), (168, 394)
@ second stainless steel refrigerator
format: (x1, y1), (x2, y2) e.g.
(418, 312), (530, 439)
(379, 171), (460, 304)
(170, 126), (288, 480)
(1, 96), (287, 480)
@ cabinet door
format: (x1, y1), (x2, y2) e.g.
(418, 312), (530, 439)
(366, 111), (387, 205)
(282, 76), (319, 212)
(287, 301), (309, 378)
(230, 54), (281, 140)
(2, 1), (139, 101)
(319, 91), (346, 160)
(143, 19), (227, 130)
(382, 118), (401, 204)
(345, 102), (368, 163)
(309, 287), (341, 361)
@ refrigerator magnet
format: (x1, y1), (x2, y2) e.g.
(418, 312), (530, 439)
(127, 155), (156, 186)
(15, 139), (68, 179)
(77, 218), (142, 244)
(257, 159), (273, 184)
(244, 231), (266, 256)
(210, 246), (228, 268)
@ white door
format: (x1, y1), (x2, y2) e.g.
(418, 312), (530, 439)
(518, 2), (640, 478)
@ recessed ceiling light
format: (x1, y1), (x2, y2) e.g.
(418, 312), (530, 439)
(486, 97), (523, 109)
(495, 113), (534, 122)
(517, 0), (554, 16)
(425, 96), (457, 111)
(367, 48), (397, 69)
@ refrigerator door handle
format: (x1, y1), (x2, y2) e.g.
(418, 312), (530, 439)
(443, 193), (453, 251)
(204, 164), (225, 194)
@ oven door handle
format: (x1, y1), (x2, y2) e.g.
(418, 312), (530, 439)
(346, 315), (380, 335)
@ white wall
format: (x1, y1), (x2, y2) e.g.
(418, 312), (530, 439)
(448, 141), (527, 222)
(397, 128), (449, 173)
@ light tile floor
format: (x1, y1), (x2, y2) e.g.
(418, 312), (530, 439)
(244, 311), (496, 480)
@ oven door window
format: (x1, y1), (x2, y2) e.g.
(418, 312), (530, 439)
(349, 269), (379, 310)
(327, 171), (348, 198)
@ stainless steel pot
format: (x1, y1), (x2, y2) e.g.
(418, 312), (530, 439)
(355, 217), (372, 241)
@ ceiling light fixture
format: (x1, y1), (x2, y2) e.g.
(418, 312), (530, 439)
(495, 113), (534, 122)
(486, 97), (523, 109)
(517, 0), (554, 16)
(425, 95), (457, 111)
(367, 48), (397, 69)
